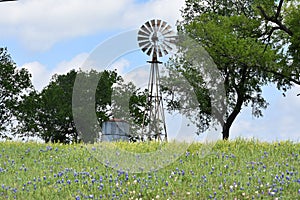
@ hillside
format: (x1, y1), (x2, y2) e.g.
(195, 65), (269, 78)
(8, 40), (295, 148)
(0, 140), (299, 199)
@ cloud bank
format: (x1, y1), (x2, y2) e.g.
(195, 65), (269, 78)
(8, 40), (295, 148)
(0, 0), (185, 51)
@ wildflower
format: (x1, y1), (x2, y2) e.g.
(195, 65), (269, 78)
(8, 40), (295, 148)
(186, 151), (190, 157)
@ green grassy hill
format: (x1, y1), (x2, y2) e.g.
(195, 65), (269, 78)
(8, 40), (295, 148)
(0, 140), (299, 199)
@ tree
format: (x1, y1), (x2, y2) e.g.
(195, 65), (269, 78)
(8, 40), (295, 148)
(254, 0), (300, 90)
(18, 69), (147, 143)
(18, 69), (121, 143)
(165, 0), (283, 139)
(0, 47), (32, 139)
(111, 81), (147, 140)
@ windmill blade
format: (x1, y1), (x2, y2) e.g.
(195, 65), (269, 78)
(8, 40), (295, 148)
(165, 35), (178, 39)
(138, 30), (150, 37)
(164, 41), (176, 53)
(150, 19), (157, 31)
(165, 35), (178, 47)
(158, 21), (167, 33)
(163, 30), (175, 38)
(140, 25), (151, 35)
(139, 43), (149, 51)
(162, 25), (173, 35)
(140, 41), (152, 52)
(137, 36), (149, 42)
(141, 42), (153, 54)
(139, 41), (150, 48)
(160, 44), (169, 56)
(145, 21), (153, 33)
(163, 41), (173, 52)
(161, 24), (172, 33)
(157, 46), (163, 57)
(138, 19), (177, 58)
(146, 46), (154, 56)
(166, 39), (178, 45)
(156, 19), (162, 31)
(0, 0), (18, 2)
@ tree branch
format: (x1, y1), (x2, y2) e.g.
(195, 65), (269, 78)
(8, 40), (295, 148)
(266, 69), (300, 85)
(276, 0), (284, 19)
(257, 4), (293, 36)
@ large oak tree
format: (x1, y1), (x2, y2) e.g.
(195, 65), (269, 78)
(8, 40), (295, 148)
(165, 0), (294, 139)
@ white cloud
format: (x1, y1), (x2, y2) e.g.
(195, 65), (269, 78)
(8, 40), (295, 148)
(0, 0), (185, 51)
(231, 85), (300, 142)
(55, 53), (89, 74)
(122, 65), (150, 88)
(21, 61), (51, 91)
(110, 58), (131, 75)
(21, 52), (89, 91)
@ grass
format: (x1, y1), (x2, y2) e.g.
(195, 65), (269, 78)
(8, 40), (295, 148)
(0, 139), (299, 199)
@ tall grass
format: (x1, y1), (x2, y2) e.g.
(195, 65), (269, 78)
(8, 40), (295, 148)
(0, 139), (299, 199)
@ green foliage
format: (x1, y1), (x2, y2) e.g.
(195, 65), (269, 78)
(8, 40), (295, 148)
(253, 0), (300, 88)
(18, 69), (121, 143)
(166, 0), (282, 139)
(0, 140), (299, 199)
(112, 81), (147, 138)
(17, 69), (147, 143)
(283, 2), (300, 77)
(0, 48), (33, 138)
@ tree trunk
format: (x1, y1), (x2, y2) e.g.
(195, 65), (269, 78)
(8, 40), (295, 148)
(222, 124), (230, 140)
(221, 64), (249, 140)
(222, 90), (244, 140)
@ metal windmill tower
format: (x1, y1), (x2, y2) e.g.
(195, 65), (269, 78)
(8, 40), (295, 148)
(137, 19), (177, 141)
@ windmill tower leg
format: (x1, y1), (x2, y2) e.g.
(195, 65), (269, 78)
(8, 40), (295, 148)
(142, 54), (168, 142)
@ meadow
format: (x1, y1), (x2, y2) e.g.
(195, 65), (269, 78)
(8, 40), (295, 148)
(0, 139), (299, 199)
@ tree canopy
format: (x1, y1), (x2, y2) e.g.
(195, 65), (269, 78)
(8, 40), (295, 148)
(0, 48), (32, 139)
(164, 0), (299, 139)
(17, 69), (146, 143)
(17, 69), (121, 143)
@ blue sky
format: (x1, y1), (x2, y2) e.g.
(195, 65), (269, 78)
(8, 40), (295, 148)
(0, 0), (299, 142)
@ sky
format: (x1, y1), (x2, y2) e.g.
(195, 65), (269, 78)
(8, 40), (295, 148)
(0, 0), (299, 142)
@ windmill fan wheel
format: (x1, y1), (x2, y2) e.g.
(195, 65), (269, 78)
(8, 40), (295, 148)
(137, 19), (177, 58)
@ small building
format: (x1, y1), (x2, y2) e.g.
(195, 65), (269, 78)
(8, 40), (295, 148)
(101, 118), (130, 142)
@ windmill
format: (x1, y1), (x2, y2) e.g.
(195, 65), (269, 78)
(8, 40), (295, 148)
(137, 19), (177, 141)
